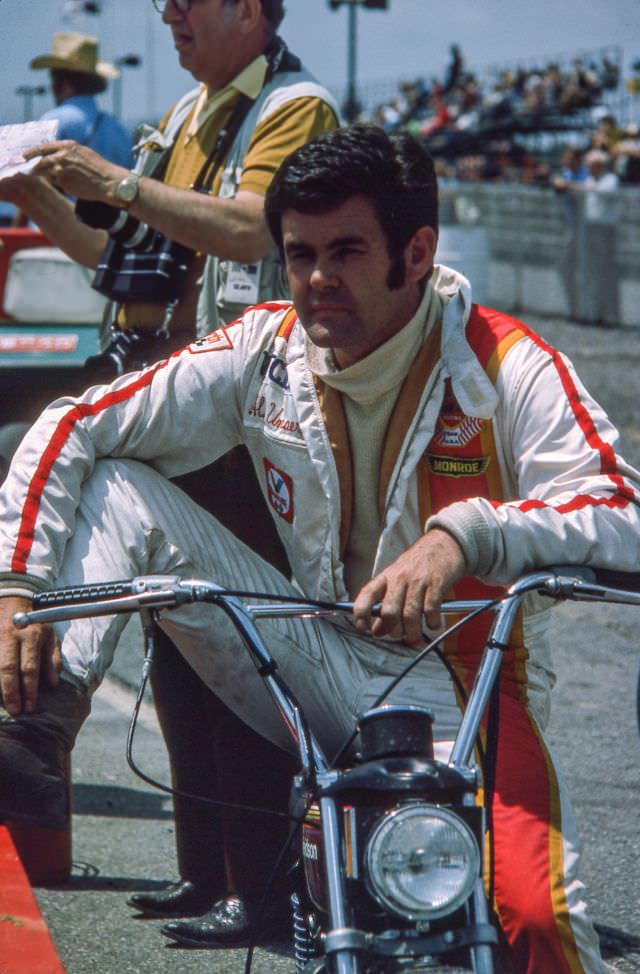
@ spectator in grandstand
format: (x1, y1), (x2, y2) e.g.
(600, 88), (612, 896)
(589, 110), (622, 152)
(581, 149), (621, 324)
(598, 55), (620, 91)
(442, 43), (464, 94)
(551, 146), (589, 315)
(551, 146), (589, 191)
(626, 59), (640, 96)
(612, 123), (640, 184)
(559, 58), (601, 112)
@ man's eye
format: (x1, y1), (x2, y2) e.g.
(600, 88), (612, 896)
(286, 251), (313, 264)
(335, 247), (363, 260)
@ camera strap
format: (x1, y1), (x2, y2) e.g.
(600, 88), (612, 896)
(192, 35), (301, 195)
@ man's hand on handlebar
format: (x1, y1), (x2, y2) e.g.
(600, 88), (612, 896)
(353, 529), (466, 646)
(0, 597), (61, 716)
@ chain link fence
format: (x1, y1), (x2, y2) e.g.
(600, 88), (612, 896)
(437, 183), (640, 327)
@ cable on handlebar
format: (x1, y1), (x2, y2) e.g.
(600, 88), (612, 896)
(329, 597), (504, 769)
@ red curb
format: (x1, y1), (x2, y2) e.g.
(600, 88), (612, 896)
(0, 825), (66, 974)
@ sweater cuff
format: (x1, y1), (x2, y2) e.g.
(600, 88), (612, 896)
(0, 572), (48, 599)
(426, 501), (497, 577)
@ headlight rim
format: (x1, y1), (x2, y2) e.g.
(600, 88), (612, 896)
(364, 802), (480, 921)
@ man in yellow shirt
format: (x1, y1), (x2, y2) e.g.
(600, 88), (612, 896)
(0, 0), (338, 946)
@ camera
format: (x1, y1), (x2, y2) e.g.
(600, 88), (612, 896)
(74, 199), (193, 305)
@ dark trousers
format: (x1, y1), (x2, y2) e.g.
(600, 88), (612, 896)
(152, 446), (296, 896)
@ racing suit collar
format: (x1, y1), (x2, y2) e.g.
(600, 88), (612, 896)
(433, 263), (499, 420)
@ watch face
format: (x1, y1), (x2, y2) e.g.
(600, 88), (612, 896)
(118, 175), (138, 203)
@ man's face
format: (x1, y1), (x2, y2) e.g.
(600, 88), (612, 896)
(163, 0), (242, 89)
(282, 195), (435, 369)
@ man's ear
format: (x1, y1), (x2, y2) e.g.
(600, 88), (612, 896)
(403, 226), (437, 285)
(236, 0), (263, 31)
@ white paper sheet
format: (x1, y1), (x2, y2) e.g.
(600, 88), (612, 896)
(0, 120), (59, 181)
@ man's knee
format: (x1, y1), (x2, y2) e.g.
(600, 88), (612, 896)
(0, 677), (90, 830)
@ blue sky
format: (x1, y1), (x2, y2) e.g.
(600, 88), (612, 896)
(0, 0), (638, 127)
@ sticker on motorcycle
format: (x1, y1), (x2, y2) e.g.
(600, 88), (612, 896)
(263, 459), (295, 523)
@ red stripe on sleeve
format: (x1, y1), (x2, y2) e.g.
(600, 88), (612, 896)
(11, 359), (170, 574)
(506, 327), (634, 517)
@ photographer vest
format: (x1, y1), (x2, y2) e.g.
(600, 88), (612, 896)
(104, 62), (339, 350)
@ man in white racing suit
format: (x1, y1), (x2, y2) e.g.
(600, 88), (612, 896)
(1, 124), (638, 972)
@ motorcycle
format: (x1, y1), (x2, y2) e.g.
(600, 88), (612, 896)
(15, 564), (640, 973)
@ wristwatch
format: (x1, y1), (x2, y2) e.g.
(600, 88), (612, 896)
(114, 172), (140, 210)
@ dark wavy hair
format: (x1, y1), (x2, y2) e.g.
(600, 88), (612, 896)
(260, 0), (285, 26)
(224, 0), (284, 26)
(265, 123), (438, 287)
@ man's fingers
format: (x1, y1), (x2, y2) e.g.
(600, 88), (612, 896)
(0, 632), (21, 714)
(43, 629), (62, 688)
(371, 579), (408, 639)
(423, 581), (447, 631)
(353, 576), (387, 633)
(17, 627), (43, 714)
(0, 597), (53, 715)
(24, 140), (74, 161)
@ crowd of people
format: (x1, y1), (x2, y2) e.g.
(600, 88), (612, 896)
(365, 45), (640, 185)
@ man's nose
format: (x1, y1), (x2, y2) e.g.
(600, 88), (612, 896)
(309, 261), (339, 290)
(162, 0), (185, 23)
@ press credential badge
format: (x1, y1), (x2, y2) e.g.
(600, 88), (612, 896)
(222, 260), (262, 305)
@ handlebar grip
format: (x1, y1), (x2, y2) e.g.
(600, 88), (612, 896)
(584, 568), (640, 593)
(32, 580), (136, 608)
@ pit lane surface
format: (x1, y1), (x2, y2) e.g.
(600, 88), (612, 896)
(34, 315), (640, 974)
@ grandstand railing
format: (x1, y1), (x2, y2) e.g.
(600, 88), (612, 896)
(438, 183), (640, 328)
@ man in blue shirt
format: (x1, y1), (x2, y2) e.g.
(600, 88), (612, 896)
(10, 33), (132, 226)
(31, 32), (133, 168)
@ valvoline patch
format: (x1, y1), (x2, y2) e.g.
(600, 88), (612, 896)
(263, 459), (294, 523)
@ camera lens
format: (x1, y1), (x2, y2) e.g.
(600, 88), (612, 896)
(75, 199), (155, 250)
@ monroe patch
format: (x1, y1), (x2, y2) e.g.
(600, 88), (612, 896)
(426, 454), (491, 477)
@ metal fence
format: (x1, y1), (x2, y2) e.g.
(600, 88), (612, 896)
(437, 183), (640, 328)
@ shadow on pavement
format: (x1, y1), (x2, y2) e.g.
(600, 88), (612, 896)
(596, 922), (640, 961)
(72, 782), (173, 819)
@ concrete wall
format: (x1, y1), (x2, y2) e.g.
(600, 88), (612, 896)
(438, 183), (640, 328)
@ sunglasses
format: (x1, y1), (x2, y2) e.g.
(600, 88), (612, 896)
(152, 0), (193, 13)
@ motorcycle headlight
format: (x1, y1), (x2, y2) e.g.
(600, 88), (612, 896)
(365, 804), (480, 920)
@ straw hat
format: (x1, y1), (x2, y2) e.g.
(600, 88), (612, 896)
(30, 33), (119, 79)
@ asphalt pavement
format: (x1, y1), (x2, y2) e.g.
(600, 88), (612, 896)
(31, 314), (640, 974)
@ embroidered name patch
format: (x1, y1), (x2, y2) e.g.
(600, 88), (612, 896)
(263, 459), (295, 522)
(427, 455), (490, 477)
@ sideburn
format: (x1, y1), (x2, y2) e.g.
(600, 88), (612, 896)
(386, 253), (406, 291)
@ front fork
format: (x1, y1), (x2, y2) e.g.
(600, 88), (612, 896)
(319, 795), (366, 974)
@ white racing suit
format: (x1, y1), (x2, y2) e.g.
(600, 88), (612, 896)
(1, 268), (639, 973)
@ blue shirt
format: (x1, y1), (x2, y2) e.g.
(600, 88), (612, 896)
(40, 95), (133, 169)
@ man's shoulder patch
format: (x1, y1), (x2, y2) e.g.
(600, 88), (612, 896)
(187, 327), (235, 354)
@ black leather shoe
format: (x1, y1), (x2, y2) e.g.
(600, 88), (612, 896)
(160, 894), (289, 948)
(127, 881), (216, 918)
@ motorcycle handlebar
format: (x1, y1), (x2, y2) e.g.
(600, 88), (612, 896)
(13, 565), (640, 631)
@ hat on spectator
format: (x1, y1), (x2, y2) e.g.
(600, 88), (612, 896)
(30, 33), (119, 79)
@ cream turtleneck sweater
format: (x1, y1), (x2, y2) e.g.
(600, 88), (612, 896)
(306, 282), (443, 596)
